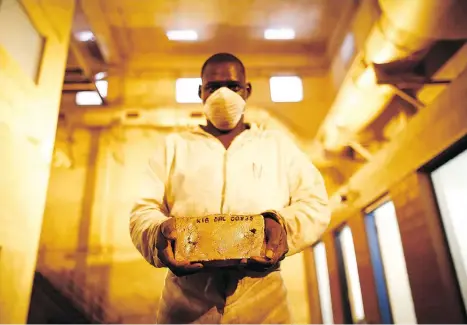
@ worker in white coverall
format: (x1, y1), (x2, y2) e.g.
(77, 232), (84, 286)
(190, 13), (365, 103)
(129, 52), (331, 324)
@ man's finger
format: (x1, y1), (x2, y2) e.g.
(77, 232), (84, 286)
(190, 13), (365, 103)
(173, 261), (203, 274)
(245, 257), (273, 272)
(179, 262), (204, 271)
(160, 241), (204, 274)
(158, 238), (180, 267)
(250, 256), (274, 266)
(171, 262), (203, 277)
(270, 232), (289, 263)
(156, 242), (171, 267)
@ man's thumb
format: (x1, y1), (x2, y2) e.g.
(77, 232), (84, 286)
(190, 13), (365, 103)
(160, 219), (177, 240)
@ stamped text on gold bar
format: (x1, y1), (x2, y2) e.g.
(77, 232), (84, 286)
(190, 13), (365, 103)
(174, 214), (265, 263)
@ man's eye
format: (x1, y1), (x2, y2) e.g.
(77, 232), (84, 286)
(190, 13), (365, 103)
(229, 85), (241, 92)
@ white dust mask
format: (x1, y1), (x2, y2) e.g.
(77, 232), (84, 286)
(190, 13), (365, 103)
(204, 87), (246, 131)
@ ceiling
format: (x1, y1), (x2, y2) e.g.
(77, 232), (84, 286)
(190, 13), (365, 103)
(62, 0), (359, 146)
(73, 0), (355, 62)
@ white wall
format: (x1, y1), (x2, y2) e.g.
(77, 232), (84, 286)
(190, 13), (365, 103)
(432, 148), (467, 313)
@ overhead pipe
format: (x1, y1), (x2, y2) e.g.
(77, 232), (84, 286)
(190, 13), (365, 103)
(318, 0), (467, 153)
(59, 106), (298, 141)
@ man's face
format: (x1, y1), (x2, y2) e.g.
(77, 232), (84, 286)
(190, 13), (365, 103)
(199, 62), (252, 104)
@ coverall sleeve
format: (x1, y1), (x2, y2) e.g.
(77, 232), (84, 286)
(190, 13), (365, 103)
(277, 135), (331, 256)
(129, 136), (172, 268)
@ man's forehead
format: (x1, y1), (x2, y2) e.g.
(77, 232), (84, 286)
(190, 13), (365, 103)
(202, 62), (245, 83)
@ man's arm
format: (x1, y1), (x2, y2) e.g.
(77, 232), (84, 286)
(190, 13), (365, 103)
(129, 137), (171, 268)
(275, 135), (331, 256)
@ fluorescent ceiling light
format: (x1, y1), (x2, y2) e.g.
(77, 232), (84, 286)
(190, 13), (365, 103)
(270, 76), (303, 102)
(75, 31), (95, 42)
(167, 30), (198, 41)
(340, 32), (355, 64)
(176, 78), (202, 103)
(76, 91), (103, 106)
(264, 28), (295, 40)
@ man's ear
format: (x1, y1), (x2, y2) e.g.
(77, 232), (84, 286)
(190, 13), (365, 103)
(198, 85), (202, 100)
(246, 82), (252, 99)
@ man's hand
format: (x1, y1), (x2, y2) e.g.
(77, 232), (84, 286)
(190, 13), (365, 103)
(155, 218), (203, 277)
(242, 213), (288, 272)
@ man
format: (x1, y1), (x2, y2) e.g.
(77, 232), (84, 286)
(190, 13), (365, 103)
(130, 53), (330, 324)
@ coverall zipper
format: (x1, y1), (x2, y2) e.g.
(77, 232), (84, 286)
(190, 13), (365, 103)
(220, 150), (228, 214)
(197, 128), (248, 215)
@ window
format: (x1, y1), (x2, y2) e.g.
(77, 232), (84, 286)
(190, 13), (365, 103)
(269, 76), (303, 102)
(176, 78), (202, 103)
(75, 91), (103, 106)
(336, 225), (365, 323)
(95, 80), (108, 97)
(340, 32), (355, 65)
(366, 200), (417, 324)
(0, 0), (44, 81)
(75, 80), (107, 106)
(432, 148), (467, 313)
(313, 242), (334, 324)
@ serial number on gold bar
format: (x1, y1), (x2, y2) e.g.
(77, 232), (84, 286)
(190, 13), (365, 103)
(174, 214), (265, 263)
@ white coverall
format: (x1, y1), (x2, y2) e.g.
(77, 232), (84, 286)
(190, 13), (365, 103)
(130, 124), (330, 324)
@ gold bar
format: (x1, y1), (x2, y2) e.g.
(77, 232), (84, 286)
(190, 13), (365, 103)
(174, 214), (265, 263)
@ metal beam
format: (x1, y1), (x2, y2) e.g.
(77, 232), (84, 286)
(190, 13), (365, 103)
(69, 38), (106, 104)
(326, 64), (467, 231)
(348, 140), (373, 161)
(391, 86), (426, 110)
(63, 83), (96, 92)
(79, 0), (121, 64)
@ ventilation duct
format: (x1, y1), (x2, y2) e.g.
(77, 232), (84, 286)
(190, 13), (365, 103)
(58, 106), (304, 153)
(318, 0), (467, 153)
(62, 107), (276, 130)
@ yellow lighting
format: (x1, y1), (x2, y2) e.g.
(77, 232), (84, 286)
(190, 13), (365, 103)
(323, 125), (342, 150)
(321, 80), (394, 150)
(355, 67), (377, 89)
(166, 30), (198, 41)
(365, 28), (401, 64)
(264, 28), (295, 40)
(372, 43), (400, 64)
